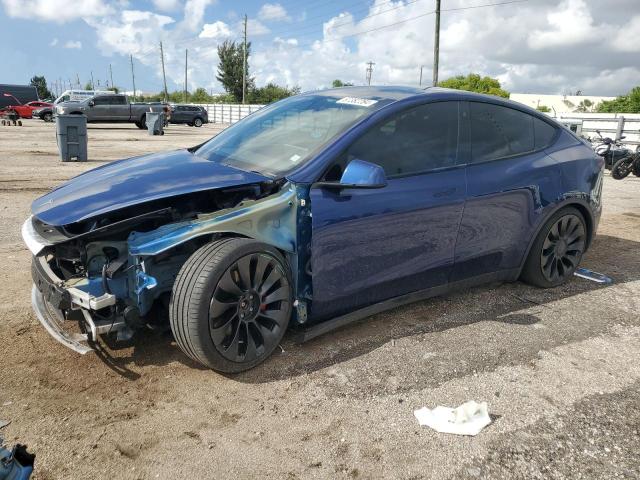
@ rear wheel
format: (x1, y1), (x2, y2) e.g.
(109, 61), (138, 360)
(632, 156), (640, 177)
(193, 117), (203, 127)
(136, 117), (147, 129)
(521, 208), (587, 288)
(169, 238), (292, 372)
(43, 112), (53, 122)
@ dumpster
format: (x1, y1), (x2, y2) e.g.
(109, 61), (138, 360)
(146, 111), (164, 136)
(55, 114), (88, 162)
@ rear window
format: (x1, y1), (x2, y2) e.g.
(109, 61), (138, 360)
(534, 117), (557, 149)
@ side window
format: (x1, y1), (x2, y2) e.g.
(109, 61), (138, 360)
(335, 101), (459, 178)
(533, 117), (557, 149)
(469, 102), (534, 163)
(113, 96), (127, 105)
(93, 96), (109, 106)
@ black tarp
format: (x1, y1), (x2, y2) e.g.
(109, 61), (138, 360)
(0, 84), (38, 107)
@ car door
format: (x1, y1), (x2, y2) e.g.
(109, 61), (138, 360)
(110, 95), (129, 121)
(309, 101), (466, 321)
(90, 95), (111, 121)
(451, 101), (562, 281)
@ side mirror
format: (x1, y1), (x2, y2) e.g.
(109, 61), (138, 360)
(315, 159), (387, 190)
(88, 101), (95, 107)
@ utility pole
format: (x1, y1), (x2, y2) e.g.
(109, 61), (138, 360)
(365, 61), (375, 85)
(109, 64), (114, 91)
(76, 73), (80, 88)
(184, 49), (188, 103)
(160, 41), (169, 103)
(90, 71), (94, 90)
(432, 0), (441, 86)
(130, 54), (137, 101)
(242, 14), (247, 104)
(419, 65), (424, 86)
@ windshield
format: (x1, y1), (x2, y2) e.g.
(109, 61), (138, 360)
(194, 94), (388, 177)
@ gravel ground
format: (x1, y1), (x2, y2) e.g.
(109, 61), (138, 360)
(0, 120), (638, 480)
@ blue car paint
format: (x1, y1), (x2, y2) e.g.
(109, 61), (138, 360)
(29, 86), (603, 328)
(31, 149), (270, 226)
(309, 167), (467, 320)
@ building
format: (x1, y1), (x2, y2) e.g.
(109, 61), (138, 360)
(510, 93), (616, 114)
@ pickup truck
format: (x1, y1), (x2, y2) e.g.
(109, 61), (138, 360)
(55, 94), (169, 129)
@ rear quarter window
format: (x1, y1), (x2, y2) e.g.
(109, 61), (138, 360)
(469, 102), (534, 163)
(533, 117), (557, 149)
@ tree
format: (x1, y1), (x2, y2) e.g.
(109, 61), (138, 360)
(216, 40), (254, 102)
(596, 86), (640, 113)
(29, 75), (52, 100)
(84, 82), (93, 90)
(438, 73), (510, 98)
(536, 105), (551, 113)
(332, 79), (354, 88)
(107, 86), (119, 94)
(576, 99), (593, 113)
(249, 83), (300, 103)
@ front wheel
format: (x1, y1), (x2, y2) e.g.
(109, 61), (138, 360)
(611, 157), (633, 179)
(521, 208), (587, 288)
(43, 112), (53, 122)
(169, 238), (292, 373)
(193, 117), (203, 127)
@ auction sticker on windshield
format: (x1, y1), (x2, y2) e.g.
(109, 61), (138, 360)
(336, 97), (379, 107)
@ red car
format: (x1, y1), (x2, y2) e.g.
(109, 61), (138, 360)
(0, 96), (52, 119)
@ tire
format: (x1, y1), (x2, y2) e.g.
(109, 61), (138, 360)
(611, 157), (632, 179)
(193, 117), (203, 127)
(521, 207), (587, 288)
(43, 113), (53, 122)
(169, 238), (292, 373)
(632, 156), (640, 177)
(137, 117), (147, 129)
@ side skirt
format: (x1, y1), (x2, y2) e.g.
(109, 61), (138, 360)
(293, 268), (520, 343)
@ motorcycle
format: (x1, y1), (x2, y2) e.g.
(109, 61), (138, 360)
(611, 149), (640, 180)
(591, 130), (638, 178)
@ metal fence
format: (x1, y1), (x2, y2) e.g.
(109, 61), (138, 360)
(551, 112), (640, 148)
(193, 103), (265, 124)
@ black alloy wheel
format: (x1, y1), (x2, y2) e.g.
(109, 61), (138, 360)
(209, 252), (290, 363)
(540, 214), (586, 284)
(170, 238), (292, 372)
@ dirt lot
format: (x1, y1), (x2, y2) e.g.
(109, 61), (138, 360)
(0, 120), (639, 480)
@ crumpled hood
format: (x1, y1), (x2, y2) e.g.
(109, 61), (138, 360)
(32, 149), (270, 226)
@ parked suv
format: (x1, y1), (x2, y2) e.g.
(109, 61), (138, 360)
(169, 104), (208, 127)
(23, 86), (603, 373)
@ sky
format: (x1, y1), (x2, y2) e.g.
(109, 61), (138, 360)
(1, 0), (639, 98)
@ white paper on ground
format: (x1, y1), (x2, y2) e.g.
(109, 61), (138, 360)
(414, 400), (491, 436)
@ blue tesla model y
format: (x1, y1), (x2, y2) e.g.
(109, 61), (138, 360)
(23, 86), (603, 372)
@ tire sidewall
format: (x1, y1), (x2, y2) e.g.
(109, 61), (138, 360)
(522, 207), (586, 288)
(181, 239), (292, 373)
(193, 117), (203, 127)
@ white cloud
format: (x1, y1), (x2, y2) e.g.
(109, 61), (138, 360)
(64, 40), (82, 49)
(611, 16), (640, 52)
(152, 0), (181, 12)
(246, 18), (270, 36)
(528, 0), (598, 50)
(1, 0), (112, 22)
(50, 38), (58, 46)
(181, 0), (213, 32)
(258, 3), (290, 22)
(199, 20), (232, 39)
(86, 10), (175, 59)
